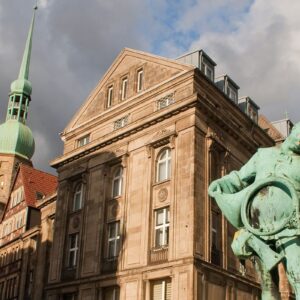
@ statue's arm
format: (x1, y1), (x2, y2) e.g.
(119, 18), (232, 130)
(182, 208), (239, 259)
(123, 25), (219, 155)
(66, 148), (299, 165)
(208, 152), (258, 196)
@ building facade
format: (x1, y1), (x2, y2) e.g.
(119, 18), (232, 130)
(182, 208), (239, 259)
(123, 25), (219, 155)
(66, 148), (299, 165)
(47, 48), (276, 300)
(0, 167), (57, 300)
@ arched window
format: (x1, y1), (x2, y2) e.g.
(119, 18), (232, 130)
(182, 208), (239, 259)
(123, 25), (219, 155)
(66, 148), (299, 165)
(112, 167), (123, 198)
(73, 183), (83, 211)
(156, 148), (171, 182)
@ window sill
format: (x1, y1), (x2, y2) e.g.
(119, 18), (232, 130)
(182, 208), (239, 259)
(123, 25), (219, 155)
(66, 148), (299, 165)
(152, 179), (171, 187)
(151, 246), (168, 251)
(64, 266), (77, 272)
(105, 256), (119, 262)
(109, 195), (122, 201)
(69, 209), (82, 216)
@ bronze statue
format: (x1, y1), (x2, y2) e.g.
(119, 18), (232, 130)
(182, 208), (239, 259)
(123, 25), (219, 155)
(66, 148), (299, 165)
(209, 122), (300, 299)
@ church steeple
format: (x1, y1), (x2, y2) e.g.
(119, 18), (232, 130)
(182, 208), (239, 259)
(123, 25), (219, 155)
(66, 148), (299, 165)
(0, 6), (38, 210)
(7, 6), (37, 123)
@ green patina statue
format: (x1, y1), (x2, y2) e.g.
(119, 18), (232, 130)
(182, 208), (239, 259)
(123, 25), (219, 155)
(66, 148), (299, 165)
(208, 122), (300, 300)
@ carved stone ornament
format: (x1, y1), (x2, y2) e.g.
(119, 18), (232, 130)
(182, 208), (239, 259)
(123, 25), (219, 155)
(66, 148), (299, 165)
(111, 202), (120, 218)
(146, 130), (177, 158)
(158, 188), (168, 202)
(206, 127), (225, 147)
(72, 216), (80, 229)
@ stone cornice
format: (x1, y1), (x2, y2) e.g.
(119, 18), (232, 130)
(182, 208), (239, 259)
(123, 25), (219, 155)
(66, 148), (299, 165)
(51, 93), (198, 169)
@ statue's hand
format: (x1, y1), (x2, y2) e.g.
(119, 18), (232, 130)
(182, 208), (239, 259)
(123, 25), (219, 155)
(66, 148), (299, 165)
(208, 180), (222, 197)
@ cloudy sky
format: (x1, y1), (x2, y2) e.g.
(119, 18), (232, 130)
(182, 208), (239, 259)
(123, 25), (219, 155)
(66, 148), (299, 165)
(0, 0), (300, 174)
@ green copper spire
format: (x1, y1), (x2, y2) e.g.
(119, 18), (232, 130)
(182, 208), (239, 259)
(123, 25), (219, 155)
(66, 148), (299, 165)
(9, 6), (37, 103)
(0, 7), (37, 160)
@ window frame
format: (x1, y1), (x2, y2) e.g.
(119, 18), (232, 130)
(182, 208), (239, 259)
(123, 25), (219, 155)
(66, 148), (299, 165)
(156, 148), (171, 182)
(107, 86), (114, 108)
(107, 221), (121, 259)
(114, 115), (129, 130)
(77, 135), (90, 148)
(67, 233), (79, 268)
(151, 278), (171, 300)
(227, 85), (238, 103)
(137, 69), (144, 92)
(102, 286), (120, 300)
(157, 94), (175, 110)
(121, 77), (128, 101)
(73, 183), (83, 212)
(154, 207), (170, 248)
(112, 167), (123, 198)
(201, 61), (214, 81)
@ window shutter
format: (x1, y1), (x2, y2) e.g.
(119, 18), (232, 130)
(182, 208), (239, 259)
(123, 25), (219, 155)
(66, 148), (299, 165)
(152, 281), (162, 300)
(165, 279), (171, 300)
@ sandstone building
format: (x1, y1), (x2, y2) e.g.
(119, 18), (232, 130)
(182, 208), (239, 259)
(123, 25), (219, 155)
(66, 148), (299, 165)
(47, 48), (276, 300)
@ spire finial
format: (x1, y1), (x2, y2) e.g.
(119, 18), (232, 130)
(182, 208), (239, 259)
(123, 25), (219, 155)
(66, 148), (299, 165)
(17, 5), (37, 81)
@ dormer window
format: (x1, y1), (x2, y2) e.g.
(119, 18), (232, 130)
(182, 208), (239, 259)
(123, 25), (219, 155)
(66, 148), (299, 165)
(36, 191), (44, 200)
(227, 86), (237, 102)
(215, 75), (239, 104)
(137, 69), (143, 92)
(121, 77), (128, 101)
(176, 49), (216, 81)
(77, 135), (90, 148)
(107, 86), (113, 108)
(201, 61), (213, 80)
(238, 97), (260, 123)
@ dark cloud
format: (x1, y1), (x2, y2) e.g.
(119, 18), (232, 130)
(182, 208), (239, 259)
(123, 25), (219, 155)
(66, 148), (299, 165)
(1, 0), (299, 175)
(0, 0), (153, 174)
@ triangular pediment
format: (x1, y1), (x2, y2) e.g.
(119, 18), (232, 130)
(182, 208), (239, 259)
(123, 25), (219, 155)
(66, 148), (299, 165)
(65, 48), (194, 132)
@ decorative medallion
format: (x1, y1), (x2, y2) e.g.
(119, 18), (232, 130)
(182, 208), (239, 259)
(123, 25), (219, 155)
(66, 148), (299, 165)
(158, 188), (168, 202)
(72, 216), (80, 229)
(111, 202), (120, 217)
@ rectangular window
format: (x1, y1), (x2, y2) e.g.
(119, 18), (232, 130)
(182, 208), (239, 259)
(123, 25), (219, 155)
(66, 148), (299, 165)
(114, 115), (129, 130)
(103, 286), (120, 300)
(154, 207), (170, 248)
(211, 209), (222, 266)
(107, 221), (120, 259)
(201, 62), (213, 81)
(73, 183), (83, 211)
(247, 105), (258, 123)
(151, 278), (171, 300)
(137, 69), (143, 92)
(227, 86), (237, 103)
(107, 86), (113, 108)
(68, 233), (79, 268)
(121, 77), (128, 101)
(77, 135), (90, 147)
(157, 94), (174, 110)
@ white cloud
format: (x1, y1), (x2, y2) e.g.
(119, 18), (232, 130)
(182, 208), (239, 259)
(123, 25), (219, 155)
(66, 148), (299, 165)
(185, 0), (300, 122)
(39, 0), (49, 9)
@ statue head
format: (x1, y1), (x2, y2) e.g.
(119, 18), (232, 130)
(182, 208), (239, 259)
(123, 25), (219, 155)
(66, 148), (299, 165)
(281, 122), (300, 154)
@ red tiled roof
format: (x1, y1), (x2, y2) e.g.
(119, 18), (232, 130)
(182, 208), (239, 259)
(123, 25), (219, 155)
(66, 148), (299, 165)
(19, 164), (58, 208)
